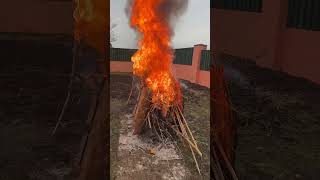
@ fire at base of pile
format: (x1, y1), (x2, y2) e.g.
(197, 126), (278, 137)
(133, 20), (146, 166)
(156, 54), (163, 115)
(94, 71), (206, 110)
(131, 82), (202, 174)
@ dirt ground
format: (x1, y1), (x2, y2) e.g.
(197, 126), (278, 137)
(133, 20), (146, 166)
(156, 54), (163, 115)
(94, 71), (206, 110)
(110, 73), (210, 180)
(0, 38), (86, 180)
(219, 58), (320, 180)
(3, 37), (319, 180)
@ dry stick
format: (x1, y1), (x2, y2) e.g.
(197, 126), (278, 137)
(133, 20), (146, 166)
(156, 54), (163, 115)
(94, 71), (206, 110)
(126, 75), (134, 104)
(79, 73), (107, 165)
(160, 114), (201, 175)
(171, 110), (185, 147)
(174, 109), (187, 136)
(146, 105), (155, 120)
(151, 113), (162, 141)
(155, 113), (165, 142)
(147, 114), (152, 129)
(211, 145), (226, 180)
(215, 139), (239, 180)
(189, 144), (201, 175)
(152, 111), (164, 142)
(52, 41), (77, 136)
(163, 125), (175, 143)
(170, 124), (202, 157)
(177, 107), (201, 155)
(132, 81), (141, 115)
(173, 109), (202, 156)
(144, 105), (154, 129)
(175, 113), (188, 145)
(170, 125), (201, 175)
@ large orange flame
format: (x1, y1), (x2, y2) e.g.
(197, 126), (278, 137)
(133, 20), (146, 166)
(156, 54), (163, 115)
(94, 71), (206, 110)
(130, 0), (182, 115)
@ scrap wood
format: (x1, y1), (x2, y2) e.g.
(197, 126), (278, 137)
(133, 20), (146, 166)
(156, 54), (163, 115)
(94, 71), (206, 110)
(212, 66), (236, 164)
(211, 144), (225, 180)
(130, 81), (203, 173)
(215, 139), (238, 180)
(131, 91), (203, 174)
(211, 65), (238, 179)
(133, 85), (151, 134)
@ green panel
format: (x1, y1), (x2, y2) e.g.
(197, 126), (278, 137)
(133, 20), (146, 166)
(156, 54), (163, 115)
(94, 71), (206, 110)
(287, 0), (320, 31)
(312, 0), (320, 31)
(212, 0), (225, 9)
(287, 0), (294, 27)
(200, 50), (211, 71)
(110, 47), (194, 65)
(110, 48), (137, 61)
(173, 48), (194, 65)
(298, 0), (307, 28)
(213, 0), (262, 12)
(305, 0), (313, 29)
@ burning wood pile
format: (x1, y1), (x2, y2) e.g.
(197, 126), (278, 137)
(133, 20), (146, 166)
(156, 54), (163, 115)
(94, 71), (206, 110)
(127, 0), (202, 174)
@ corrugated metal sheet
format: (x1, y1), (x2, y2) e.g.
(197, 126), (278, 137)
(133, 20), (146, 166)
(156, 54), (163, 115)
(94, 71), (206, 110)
(110, 48), (137, 61)
(212, 0), (262, 12)
(200, 50), (210, 71)
(173, 48), (194, 65)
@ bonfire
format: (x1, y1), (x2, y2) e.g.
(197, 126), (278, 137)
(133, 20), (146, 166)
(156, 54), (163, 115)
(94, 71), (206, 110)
(127, 0), (202, 174)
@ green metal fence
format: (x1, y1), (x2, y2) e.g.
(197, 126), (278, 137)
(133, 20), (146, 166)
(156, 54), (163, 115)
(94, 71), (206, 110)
(110, 48), (137, 61)
(212, 0), (262, 12)
(200, 50), (211, 71)
(173, 48), (194, 65)
(287, 0), (320, 31)
(110, 47), (194, 65)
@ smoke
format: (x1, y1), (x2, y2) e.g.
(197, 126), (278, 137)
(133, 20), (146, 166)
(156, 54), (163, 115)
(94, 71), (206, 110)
(125, 0), (133, 20)
(158, 0), (189, 24)
(125, 0), (189, 35)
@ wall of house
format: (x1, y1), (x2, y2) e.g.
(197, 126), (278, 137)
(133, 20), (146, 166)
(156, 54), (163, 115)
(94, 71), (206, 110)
(0, 1), (73, 34)
(212, 0), (320, 84)
(280, 29), (320, 84)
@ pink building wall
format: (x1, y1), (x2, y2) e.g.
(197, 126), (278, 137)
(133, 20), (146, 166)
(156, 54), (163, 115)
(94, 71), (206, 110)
(192, 44), (207, 83)
(110, 44), (210, 88)
(280, 29), (320, 84)
(173, 64), (194, 82)
(212, 0), (320, 84)
(110, 61), (133, 73)
(198, 71), (210, 87)
(0, 1), (73, 34)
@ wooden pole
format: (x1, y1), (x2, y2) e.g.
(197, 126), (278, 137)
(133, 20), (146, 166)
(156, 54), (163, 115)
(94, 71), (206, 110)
(133, 85), (150, 135)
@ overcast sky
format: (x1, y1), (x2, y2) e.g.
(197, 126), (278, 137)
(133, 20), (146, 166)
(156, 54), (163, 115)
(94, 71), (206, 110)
(110, 0), (210, 49)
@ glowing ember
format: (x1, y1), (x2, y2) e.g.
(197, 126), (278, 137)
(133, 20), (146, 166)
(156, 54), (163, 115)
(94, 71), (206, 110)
(130, 0), (182, 115)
